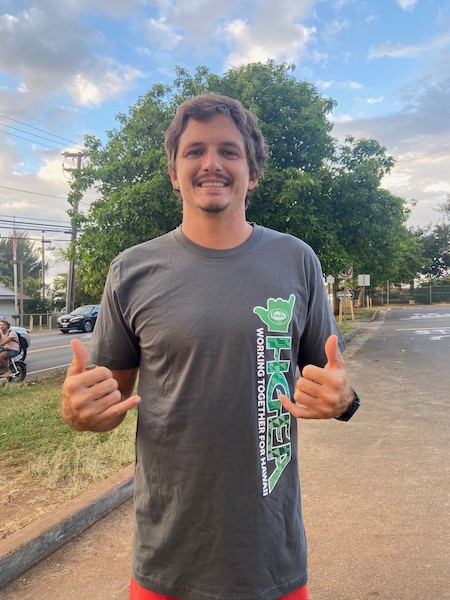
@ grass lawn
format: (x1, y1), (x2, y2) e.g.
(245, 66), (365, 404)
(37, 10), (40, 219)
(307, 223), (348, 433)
(0, 371), (136, 539)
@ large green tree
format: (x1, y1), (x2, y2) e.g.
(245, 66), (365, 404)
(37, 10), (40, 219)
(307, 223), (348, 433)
(70, 62), (422, 298)
(0, 231), (45, 296)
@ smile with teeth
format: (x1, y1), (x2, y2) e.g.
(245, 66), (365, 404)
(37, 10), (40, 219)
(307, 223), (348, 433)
(198, 181), (227, 187)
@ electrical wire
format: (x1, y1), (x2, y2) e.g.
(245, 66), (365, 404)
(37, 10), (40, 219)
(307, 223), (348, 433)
(0, 128), (63, 151)
(0, 185), (68, 200)
(0, 111), (84, 148)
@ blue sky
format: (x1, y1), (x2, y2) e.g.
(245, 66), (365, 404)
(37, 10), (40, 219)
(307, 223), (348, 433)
(1, 0), (449, 276)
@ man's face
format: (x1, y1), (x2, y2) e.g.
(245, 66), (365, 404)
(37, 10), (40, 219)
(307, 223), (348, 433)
(168, 113), (257, 216)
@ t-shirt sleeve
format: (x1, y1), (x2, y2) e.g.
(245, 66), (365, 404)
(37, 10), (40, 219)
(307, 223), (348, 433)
(89, 258), (141, 370)
(297, 249), (344, 369)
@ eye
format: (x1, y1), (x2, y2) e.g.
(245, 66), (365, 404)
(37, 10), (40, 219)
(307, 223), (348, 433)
(222, 149), (239, 158)
(182, 148), (203, 158)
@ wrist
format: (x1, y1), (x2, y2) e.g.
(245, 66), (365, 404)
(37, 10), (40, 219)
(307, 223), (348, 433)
(335, 389), (361, 421)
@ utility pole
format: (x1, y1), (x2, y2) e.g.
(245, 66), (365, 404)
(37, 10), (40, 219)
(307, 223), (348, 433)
(12, 222), (18, 316)
(39, 234), (51, 302)
(62, 151), (87, 314)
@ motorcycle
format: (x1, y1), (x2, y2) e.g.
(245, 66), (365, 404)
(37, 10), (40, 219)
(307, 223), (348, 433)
(0, 348), (27, 383)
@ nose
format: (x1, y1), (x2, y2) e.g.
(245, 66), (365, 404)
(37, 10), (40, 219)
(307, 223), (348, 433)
(201, 148), (222, 172)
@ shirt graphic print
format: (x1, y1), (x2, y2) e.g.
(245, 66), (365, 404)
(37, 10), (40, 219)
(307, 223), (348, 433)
(253, 294), (296, 496)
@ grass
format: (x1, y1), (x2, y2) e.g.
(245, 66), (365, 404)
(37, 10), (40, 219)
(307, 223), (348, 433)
(0, 371), (136, 538)
(337, 307), (377, 335)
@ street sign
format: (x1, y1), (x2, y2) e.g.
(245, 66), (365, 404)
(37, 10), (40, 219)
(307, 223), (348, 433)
(358, 274), (371, 287)
(339, 266), (353, 279)
(337, 291), (354, 298)
(326, 275), (335, 284)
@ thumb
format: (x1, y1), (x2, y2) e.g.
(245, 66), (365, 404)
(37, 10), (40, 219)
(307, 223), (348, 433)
(67, 338), (89, 376)
(324, 334), (344, 370)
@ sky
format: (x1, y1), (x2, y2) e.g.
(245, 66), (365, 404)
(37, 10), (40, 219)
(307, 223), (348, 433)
(1, 0), (449, 280)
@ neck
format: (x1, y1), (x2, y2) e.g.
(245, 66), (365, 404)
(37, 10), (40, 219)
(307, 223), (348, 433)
(181, 213), (252, 249)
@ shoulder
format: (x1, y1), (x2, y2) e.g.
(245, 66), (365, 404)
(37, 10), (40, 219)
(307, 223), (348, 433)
(257, 225), (320, 261)
(112, 230), (176, 267)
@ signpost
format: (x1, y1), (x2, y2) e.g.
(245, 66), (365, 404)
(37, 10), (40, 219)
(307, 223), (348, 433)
(338, 267), (353, 324)
(358, 274), (371, 319)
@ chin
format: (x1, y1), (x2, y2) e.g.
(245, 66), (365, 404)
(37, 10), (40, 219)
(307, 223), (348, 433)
(201, 204), (227, 214)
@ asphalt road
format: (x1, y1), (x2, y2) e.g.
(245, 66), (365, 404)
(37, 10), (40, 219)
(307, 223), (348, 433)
(21, 330), (92, 380)
(2, 306), (449, 599)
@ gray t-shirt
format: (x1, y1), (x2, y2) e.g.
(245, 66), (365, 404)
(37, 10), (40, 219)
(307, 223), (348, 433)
(90, 224), (342, 600)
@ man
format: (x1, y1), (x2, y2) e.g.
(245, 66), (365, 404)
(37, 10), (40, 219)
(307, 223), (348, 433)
(61, 94), (360, 600)
(0, 319), (20, 378)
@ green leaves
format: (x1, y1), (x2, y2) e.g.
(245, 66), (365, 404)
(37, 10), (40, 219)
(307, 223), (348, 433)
(68, 61), (423, 297)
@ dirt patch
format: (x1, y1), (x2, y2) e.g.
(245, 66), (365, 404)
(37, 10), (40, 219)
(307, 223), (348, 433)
(0, 467), (70, 540)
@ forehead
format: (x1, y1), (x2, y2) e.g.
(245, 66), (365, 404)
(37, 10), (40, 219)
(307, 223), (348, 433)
(178, 113), (245, 148)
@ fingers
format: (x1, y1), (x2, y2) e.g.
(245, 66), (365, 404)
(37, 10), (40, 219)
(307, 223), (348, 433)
(62, 341), (141, 432)
(279, 393), (323, 419)
(324, 334), (345, 370)
(67, 338), (90, 377)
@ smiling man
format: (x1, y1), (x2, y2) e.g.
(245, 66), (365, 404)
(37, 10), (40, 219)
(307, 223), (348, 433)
(61, 94), (360, 600)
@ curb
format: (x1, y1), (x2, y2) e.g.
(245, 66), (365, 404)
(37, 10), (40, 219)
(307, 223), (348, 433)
(0, 465), (134, 589)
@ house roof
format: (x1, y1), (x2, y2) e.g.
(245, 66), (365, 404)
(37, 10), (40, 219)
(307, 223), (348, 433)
(0, 283), (32, 300)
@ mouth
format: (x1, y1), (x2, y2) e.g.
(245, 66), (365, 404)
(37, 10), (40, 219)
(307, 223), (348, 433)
(196, 176), (229, 188)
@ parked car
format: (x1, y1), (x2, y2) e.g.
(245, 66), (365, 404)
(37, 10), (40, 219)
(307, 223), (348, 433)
(57, 304), (100, 334)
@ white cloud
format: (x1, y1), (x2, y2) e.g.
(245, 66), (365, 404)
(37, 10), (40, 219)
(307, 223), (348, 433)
(366, 96), (384, 104)
(66, 62), (143, 107)
(225, 19), (314, 68)
(0, 2), (143, 112)
(369, 32), (450, 60)
(316, 80), (363, 90)
(397, 0), (418, 11)
(423, 181), (450, 194)
(145, 16), (183, 51)
(222, 0), (317, 68)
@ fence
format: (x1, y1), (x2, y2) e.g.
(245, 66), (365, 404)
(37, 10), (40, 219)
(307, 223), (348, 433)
(12, 313), (61, 331)
(354, 285), (450, 307)
(409, 285), (450, 305)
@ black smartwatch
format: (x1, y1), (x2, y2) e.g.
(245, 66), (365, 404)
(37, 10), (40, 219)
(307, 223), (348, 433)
(335, 390), (361, 421)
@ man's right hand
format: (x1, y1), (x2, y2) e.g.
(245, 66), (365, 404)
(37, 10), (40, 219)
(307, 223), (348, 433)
(61, 338), (140, 432)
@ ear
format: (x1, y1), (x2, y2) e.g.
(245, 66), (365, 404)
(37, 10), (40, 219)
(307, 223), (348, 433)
(247, 172), (258, 192)
(168, 167), (179, 191)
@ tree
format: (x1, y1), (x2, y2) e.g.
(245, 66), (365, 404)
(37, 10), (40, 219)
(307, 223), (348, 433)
(0, 231), (45, 296)
(416, 223), (450, 279)
(69, 62), (422, 298)
(48, 271), (98, 309)
(413, 194), (450, 280)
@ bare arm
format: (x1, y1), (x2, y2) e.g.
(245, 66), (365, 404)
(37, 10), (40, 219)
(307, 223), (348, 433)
(61, 338), (140, 432)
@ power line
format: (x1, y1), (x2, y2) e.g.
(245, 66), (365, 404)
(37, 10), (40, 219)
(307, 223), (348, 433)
(0, 214), (71, 225)
(0, 111), (84, 147)
(0, 121), (80, 150)
(0, 233), (72, 243)
(0, 127), (63, 151)
(0, 185), (68, 200)
(0, 184), (93, 208)
(0, 216), (74, 234)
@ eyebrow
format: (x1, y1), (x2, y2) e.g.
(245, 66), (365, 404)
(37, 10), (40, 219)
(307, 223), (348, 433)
(181, 140), (244, 151)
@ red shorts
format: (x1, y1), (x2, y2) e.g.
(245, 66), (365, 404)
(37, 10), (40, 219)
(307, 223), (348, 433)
(130, 578), (308, 600)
